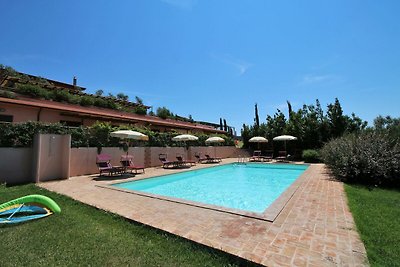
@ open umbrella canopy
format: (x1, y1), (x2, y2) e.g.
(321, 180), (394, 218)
(273, 135), (297, 152)
(272, 135), (297, 141)
(205, 136), (225, 143)
(110, 130), (149, 141)
(172, 134), (198, 141)
(249, 136), (268, 143)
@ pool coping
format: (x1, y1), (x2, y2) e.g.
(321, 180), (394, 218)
(98, 162), (312, 222)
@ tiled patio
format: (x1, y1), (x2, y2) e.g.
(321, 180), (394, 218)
(39, 160), (368, 266)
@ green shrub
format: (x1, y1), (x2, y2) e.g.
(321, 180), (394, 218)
(133, 106), (147, 115)
(52, 90), (72, 102)
(302, 149), (320, 163)
(93, 98), (108, 108)
(321, 132), (400, 186)
(80, 96), (94, 106)
(17, 84), (50, 99)
(0, 90), (16, 99)
(68, 94), (81, 105)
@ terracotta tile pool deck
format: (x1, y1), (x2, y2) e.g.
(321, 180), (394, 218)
(39, 159), (369, 266)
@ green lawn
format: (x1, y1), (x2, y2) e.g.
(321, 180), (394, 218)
(0, 184), (256, 267)
(345, 184), (400, 267)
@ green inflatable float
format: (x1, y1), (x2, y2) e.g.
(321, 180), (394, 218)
(0, 194), (61, 224)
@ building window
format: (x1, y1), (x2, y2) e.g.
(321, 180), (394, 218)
(0, 114), (13, 122)
(60, 120), (82, 127)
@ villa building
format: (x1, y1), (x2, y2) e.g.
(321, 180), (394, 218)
(0, 69), (227, 134)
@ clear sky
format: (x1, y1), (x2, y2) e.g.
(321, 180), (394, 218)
(1, 0), (399, 133)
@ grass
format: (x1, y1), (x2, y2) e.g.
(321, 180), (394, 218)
(345, 184), (400, 267)
(0, 184), (257, 267)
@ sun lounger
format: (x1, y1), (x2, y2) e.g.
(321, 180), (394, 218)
(120, 155), (145, 174)
(205, 154), (222, 163)
(96, 154), (124, 176)
(176, 155), (196, 166)
(194, 153), (208, 163)
(159, 154), (178, 168)
(276, 151), (288, 162)
(262, 150), (273, 162)
(249, 150), (262, 162)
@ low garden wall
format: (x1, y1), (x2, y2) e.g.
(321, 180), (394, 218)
(0, 148), (33, 184)
(1, 135), (246, 184)
(70, 146), (244, 177)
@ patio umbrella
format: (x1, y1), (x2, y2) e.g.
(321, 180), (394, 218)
(205, 136), (225, 158)
(172, 134), (199, 142)
(248, 136), (268, 150)
(272, 135), (297, 151)
(110, 130), (149, 155)
(172, 134), (199, 159)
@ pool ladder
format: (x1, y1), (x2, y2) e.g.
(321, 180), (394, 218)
(237, 155), (247, 164)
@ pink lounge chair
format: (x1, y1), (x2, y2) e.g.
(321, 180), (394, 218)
(120, 155), (145, 174)
(262, 150), (273, 162)
(176, 155), (196, 167)
(194, 153), (208, 163)
(96, 154), (124, 176)
(159, 154), (176, 168)
(205, 154), (222, 163)
(276, 151), (288, 162)
(249, 150), (262, 162)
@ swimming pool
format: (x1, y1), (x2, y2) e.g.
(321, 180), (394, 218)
(113, 163), (308, 214)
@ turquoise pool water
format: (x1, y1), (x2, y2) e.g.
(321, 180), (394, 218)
(113, 163), (308, 213)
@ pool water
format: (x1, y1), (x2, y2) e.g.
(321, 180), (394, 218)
(113, 163), (308, 213)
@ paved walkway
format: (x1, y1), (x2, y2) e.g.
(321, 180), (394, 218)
(39, 160), (368, 266)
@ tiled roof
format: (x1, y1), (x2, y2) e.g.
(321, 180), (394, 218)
(0, 96), (226, 133)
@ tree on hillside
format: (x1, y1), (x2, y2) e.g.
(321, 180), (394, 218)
(116, 93), (129, 101)
(327, 98), (347, 138)
(135, 96), (143, 105)
(374, 115), (400, 139)
(266, 109), (286, 139)
(287, 101), (293, 121)
(346, 113), (367, 133)
(223, 119), (228, 131)
(254, 103), (260, 135)
(95, 90), (104, 96)
(241, 123), (251, 148)
(220, 118), (223, 130)
(156, 107), (172, 119)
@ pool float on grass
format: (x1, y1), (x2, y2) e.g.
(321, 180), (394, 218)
(0, 194), (61, 224)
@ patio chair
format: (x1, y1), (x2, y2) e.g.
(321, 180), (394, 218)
(176, 154), (196, 167)
(120, 155), (145, 174)
(249, 150), (262, 162)
(96, 154), (124, 176)
(158, 154), (176, 168)
(262, 150), (273, 162)
(276, 151), (288, 162)
(194, 152), (208, 163)
(205, 154), (221, 163)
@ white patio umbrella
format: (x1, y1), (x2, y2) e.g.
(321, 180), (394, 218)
(172, 134), (199, 142)
(110, 130), (149, 155)
(249, 136), (268, 150)
(205, 136), (225, 158)
(110, 130), (149, 141)
(205, 136), (225, 143)
(272, 135), (297, 151)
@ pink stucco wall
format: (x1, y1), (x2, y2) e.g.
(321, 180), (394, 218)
(0, 148), (33, 184)
(0, 135), (245, 182)
(33, 134), (71, 182)
(69, 147), (146, 177)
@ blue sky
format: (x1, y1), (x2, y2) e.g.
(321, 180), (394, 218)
(1, 0), (399, 133)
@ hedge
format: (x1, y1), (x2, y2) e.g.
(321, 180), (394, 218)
(0, 121), (235, 148)
(321, 131), (400, 186)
